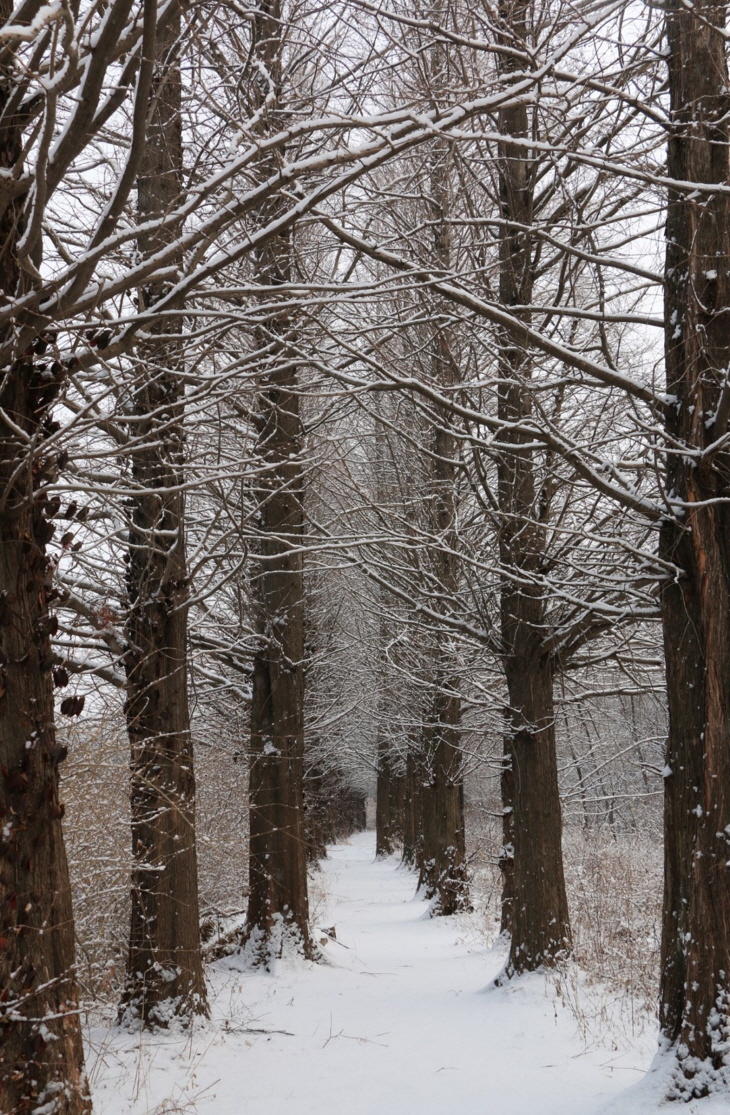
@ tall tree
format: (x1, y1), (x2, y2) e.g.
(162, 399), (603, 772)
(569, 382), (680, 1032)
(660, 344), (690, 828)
(402, 748), (422, 869)
(375, 729), (400, 857)
(0, 8), (90, 1110)
(120, 5), (209, 1025)
(417, 133), (469, 915)
(0, 332), (92, 1111)
(659, 0), (730, 1089)
(374, 575), (405, 860)
(492, 0), (571, 973)
(498, 716), (515, 935)
(242, 0), (311, 961)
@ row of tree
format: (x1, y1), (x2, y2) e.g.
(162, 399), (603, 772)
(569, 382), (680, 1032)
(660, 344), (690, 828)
(0, 0), (727, 1108)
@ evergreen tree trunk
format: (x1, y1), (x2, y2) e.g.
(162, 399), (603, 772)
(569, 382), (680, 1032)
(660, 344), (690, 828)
(120, 9), (208, 1026)
(0, 40), (90, 1113)
(242, 0), (311, 961)
(659, 0), (730, 1089)
(496, 0), (570, 973)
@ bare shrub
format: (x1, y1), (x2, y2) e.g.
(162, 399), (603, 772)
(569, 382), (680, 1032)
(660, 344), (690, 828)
(564, 827), (662, 1014)
(465, 794), (662, 1028)
(61, 709), (131, 1002)
(194, 715), (250, 922)
(62, 704), (249, 1002)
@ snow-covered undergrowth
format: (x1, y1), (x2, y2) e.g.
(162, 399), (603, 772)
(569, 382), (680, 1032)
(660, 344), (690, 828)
(64, 714), (249, 1001)
(81, 832), (714, 1115)
(467, 813), (663, 1030)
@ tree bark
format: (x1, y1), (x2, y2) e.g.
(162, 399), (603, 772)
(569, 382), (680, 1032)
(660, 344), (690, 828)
(496, 0), (571, 973)
(375, 734), (396, 857)
(120, 8), (208, 1027)
(245, 380), (310, 956)
(416, 119), (469, 915)
(418, 697), (469, 914)
(503, 656), (569, 970)
(499, 726), (515, 936)
(401, 749), (421, 868)
(391, 772), (405, 841)
(659, 0), (730, 1089)
(376, 742), (405, 858)
(0, 46), (90, 1113)
(0, 414), (92, 1114)
(242, 0), (311, 961)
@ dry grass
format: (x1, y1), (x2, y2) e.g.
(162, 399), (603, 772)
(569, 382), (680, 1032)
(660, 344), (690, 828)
(565, 827), (661, 1014)
(62, 711), (249, 1002)
(465, 806), (662, 1029)
(62, 713), (131, 1001)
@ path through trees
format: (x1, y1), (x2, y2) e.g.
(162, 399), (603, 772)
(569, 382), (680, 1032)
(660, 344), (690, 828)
(84, 833), (658, 1115)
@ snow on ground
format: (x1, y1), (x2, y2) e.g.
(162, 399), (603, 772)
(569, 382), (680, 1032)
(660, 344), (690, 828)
(85, 832), (727, 1115)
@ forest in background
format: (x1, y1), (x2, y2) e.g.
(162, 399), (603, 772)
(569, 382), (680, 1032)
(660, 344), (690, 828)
(0, 0), (727, 1106)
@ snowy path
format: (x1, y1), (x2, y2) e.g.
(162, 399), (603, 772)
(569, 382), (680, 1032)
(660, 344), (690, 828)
(89, 832), (658, 1115)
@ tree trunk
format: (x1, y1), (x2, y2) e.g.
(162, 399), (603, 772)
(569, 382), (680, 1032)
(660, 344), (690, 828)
(504, 656), (569, 970)
(402, 749), (420, 868)
(499, 726), (515, 936)
(418, 704), (469, 915)
(241, 0), (311, 963)
(0, 429), (93, 1113)
(120, 9), (208, 1026)
(416, 120), (469, 915)
(304, 765), (328, 863)
(659, 0), (730, 1089)
(0, 32), (91, 1108)
(391, 772), (405, 842)
(375, 734), (395, 857)
(496, 0), (571, 973)
(244, 344), (310, 956)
